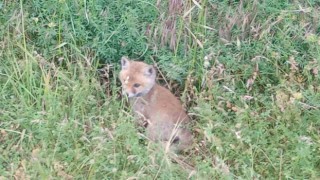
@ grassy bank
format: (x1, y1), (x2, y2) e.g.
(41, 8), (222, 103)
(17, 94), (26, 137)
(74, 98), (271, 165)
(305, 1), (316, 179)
(1, 0), (319, 179)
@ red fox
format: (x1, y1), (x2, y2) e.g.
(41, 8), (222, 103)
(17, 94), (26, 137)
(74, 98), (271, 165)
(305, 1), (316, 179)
(119, 56), (193, 152)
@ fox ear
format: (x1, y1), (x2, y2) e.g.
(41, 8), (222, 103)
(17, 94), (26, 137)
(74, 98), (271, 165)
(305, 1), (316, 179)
(121, 56), (130, 70)
(144, 65), (155, 77)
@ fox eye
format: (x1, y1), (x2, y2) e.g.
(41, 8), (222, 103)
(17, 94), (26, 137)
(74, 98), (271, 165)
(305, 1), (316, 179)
(133, 83), (141, 88)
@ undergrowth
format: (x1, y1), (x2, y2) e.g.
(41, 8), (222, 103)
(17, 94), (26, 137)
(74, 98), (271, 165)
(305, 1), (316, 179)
(1, 0), (320, 179)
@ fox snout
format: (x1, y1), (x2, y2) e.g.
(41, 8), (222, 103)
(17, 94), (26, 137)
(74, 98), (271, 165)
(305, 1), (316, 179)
(122, 88), (143, 98)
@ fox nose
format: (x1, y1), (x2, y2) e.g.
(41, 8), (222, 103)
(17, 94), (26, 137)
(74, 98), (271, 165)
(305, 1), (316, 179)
(122, 90), (135, 98)
(128, 93), (135, 98)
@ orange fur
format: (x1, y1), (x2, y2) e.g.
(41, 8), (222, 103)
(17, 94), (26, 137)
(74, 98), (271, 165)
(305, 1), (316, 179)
(119, 57), (193, 152)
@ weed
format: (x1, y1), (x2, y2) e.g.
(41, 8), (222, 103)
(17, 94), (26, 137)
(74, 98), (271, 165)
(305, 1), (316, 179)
(1, 0), (320, 179)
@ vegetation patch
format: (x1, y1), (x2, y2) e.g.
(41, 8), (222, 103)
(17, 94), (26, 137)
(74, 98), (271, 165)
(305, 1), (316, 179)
(0, 0), (319, 179)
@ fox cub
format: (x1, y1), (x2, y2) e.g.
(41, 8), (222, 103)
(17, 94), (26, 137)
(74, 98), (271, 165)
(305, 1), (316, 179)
(119, 56), (193, 152)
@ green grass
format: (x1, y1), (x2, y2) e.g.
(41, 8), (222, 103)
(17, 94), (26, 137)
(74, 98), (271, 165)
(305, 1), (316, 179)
(1, 0), (320, 179)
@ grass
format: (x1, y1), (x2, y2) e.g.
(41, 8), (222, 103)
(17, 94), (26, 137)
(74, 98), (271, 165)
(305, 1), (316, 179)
(1, 0), (320, 179)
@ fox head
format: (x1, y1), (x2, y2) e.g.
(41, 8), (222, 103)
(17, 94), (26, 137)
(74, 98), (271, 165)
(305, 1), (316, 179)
(119, 56), (156, 98)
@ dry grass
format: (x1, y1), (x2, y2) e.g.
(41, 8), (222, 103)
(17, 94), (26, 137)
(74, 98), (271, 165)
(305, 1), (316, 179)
(1, 0), (320, 179)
